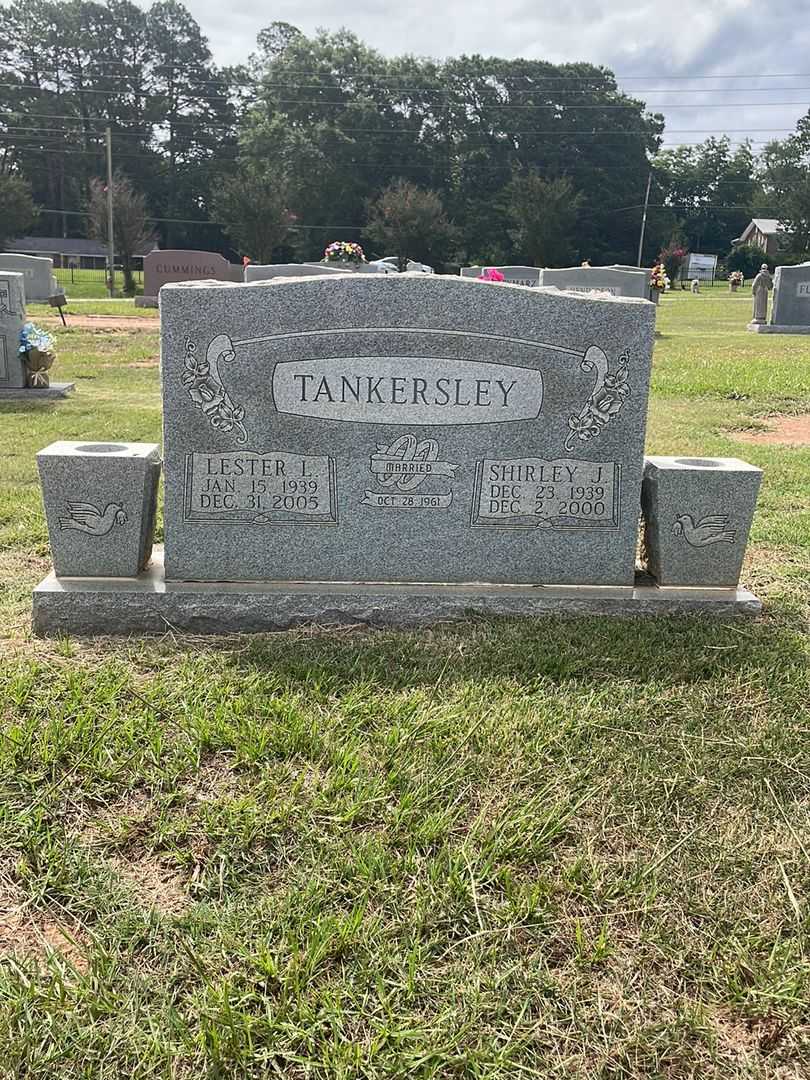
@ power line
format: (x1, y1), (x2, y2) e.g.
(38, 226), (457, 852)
(1, 124), (794, 139)
(9, 69), (810, 95)
(36, 61), (810, 79)
(6, 143), (777, 163)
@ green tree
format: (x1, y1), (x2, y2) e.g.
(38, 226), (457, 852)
(653, 137), (761, 254)
(0, 173), (36, 248)
(726, 243), (769, 279)
(213, 167), (296, 263)
(87, 172), (154, 293)
(504, 172), (582, 266)
(760, 112), (810, 257)
(364, 180), (451, 271)
(659, 238), (688, 288)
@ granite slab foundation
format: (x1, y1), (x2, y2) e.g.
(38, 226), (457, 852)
(747, 323), (810, 334)
(0, 381), (75, 400)
(32, 547), (762, 636)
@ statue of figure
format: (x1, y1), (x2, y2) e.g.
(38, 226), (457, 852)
(751, 263), (773, 324)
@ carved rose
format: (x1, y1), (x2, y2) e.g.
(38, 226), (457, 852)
(567, 413), (601, 441)
(603, 368), (630, 398)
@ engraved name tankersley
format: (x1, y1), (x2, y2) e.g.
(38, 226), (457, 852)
(272, 356), (543, 425)
(291, 372), (517, 407)
(182, 332), (630, 452)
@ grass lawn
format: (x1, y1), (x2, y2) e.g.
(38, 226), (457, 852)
(0, 289), (808, 1078)
(53, 267), (144, 300)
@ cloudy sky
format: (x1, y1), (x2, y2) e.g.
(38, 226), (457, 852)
(183, 0), (810, 150)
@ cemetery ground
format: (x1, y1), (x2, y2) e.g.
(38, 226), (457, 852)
(0, 288), (809, 1078)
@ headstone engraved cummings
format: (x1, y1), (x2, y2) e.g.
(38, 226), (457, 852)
(143, 249), (242, 299)
(160, 276), (655, 585)
(0, 271), (26, 389)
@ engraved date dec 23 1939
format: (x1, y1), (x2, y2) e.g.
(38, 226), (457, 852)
(471, 457), (620, 529)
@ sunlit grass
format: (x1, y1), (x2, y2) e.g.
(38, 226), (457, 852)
(0, 290), (808, 1077)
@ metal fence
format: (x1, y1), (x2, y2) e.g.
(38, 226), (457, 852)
(54, 267), (144, 286)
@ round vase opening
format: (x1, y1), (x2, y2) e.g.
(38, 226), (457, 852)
(76, 443), (128, 454)
(674, 457), (721, 468)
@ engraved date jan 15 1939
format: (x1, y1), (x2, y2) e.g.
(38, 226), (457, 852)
(471, 457), (620, 529)
(183, 451), (338, 525)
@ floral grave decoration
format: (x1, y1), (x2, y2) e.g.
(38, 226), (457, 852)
(564, 346), (631, 453)
(478, 268), (505, 282)
(650, 263), (668, 292)
(19, 322), (57, 389)
(323, 241), (366, 264)
(728, 270), (744, 289)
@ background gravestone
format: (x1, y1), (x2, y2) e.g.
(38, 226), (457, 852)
(245, 263), (353, 282)
(770, 263), (810, 330)
(460, 266), (541, 286)
(539, 266), (650, 299)
(0, 253), (56, 302)
(0, 271), (26, 388)
(142, 249), (242, 299)
(160, 275), (655, 587)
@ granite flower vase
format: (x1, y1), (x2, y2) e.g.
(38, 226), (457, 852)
(641, 456), (762, 587)
(38, 441), (162, 578)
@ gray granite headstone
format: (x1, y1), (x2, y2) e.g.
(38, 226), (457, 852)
(539, 266), (649, 299)
(770, 263), (810, 329)
(0, 253), (56, 302)
(641, 456), (762, 586)
(142, 249), (242, 299)
(160, 274), (654, 586)
(460, 265), (541, 287)
(0, 271), (26, 388)
(460, 266), (541, 287)
(245, 263), (353, 282)
(37, 441), (161, 577)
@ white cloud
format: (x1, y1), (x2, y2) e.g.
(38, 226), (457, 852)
(180, 0), (809, 144)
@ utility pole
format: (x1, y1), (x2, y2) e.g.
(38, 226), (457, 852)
(636, 171), (653, 267)
(105, 126), (115, 297)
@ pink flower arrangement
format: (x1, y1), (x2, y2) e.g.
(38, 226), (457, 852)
(478, 268), (505, 282)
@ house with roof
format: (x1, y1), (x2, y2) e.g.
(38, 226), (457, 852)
(732, 219), (792, 259)
(7, 236), (153, 269)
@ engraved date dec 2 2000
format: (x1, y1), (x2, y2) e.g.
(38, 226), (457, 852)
(471, 457), (620, 529)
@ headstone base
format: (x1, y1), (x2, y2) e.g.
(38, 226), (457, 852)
(32, 548), (762, 636)
(134, 296), (158, 308)
(0, 382), (75, 400)
(747, 323), (810, 334)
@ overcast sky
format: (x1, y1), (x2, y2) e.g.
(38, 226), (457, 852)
(182, 0), (810, 151)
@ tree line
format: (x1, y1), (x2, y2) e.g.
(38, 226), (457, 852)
(1, 0), (809, 271)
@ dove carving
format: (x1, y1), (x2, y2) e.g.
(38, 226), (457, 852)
(672, 514), (737, 547)
(58, 502), (128, 536)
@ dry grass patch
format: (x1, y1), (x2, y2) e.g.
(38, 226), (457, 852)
(106, 852), (190, 915)
(0, 874), (90, 972)
(180, 752), (241, 804)
(735, 413), (810, 447)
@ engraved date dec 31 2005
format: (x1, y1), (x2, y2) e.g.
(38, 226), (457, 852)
(471, 457), (620, 529)
(183, 451), (338, 525)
